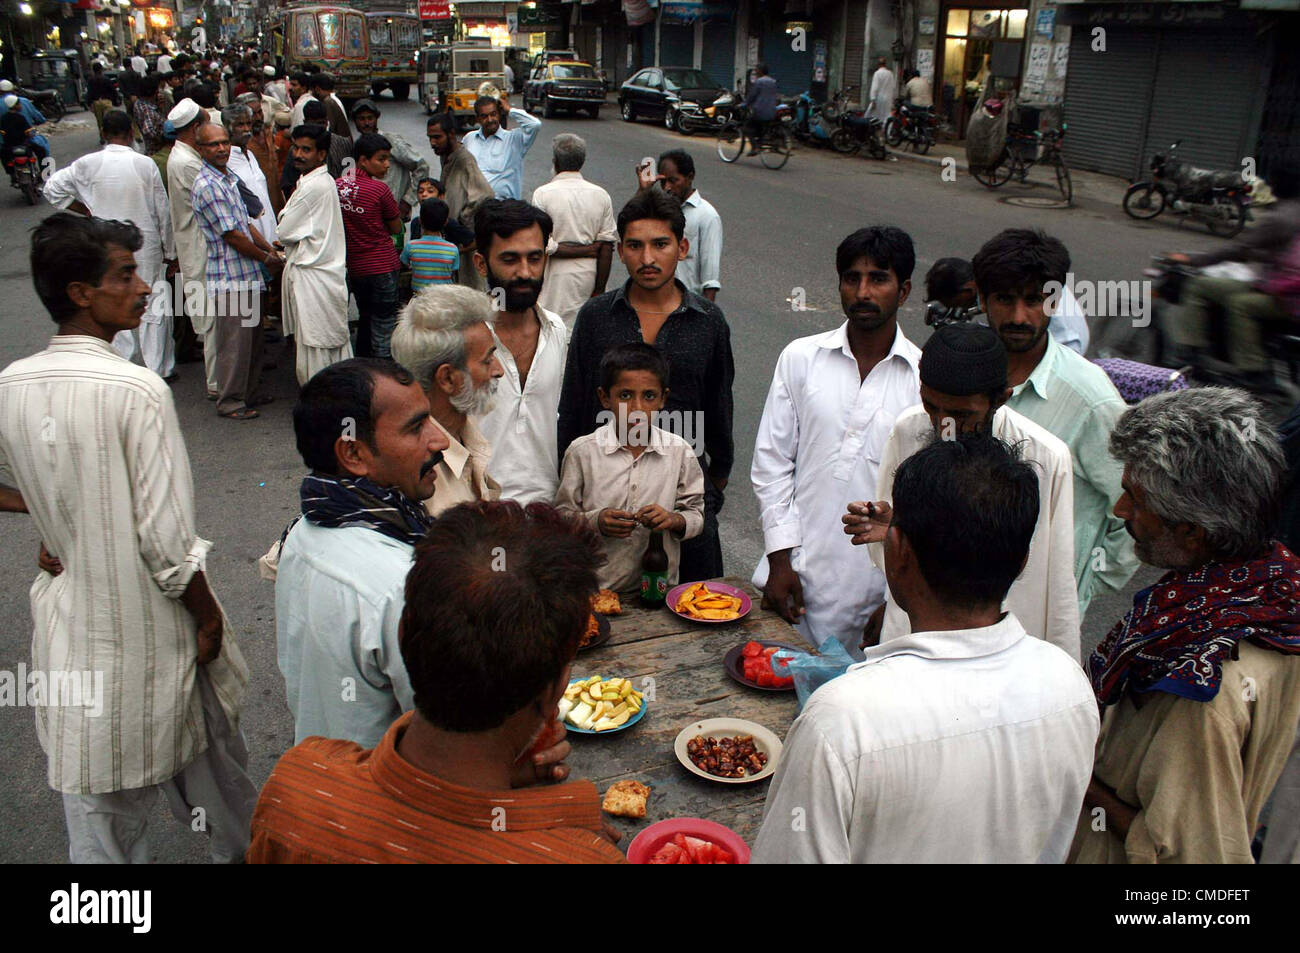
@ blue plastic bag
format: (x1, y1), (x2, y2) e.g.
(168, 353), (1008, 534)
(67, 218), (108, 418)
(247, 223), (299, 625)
(772, 638), (856, 713)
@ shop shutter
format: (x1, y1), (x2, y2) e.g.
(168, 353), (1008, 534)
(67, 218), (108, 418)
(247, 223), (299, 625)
(760, 14), (814, 95)
(659, 22), (695, 67)
(701, 17), (736, 89)
(842, 1), (866, 98)
(1062, 27), (1157, 179)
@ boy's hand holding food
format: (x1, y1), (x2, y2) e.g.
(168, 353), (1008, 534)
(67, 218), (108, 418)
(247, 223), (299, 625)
(598, 508), (638, 538)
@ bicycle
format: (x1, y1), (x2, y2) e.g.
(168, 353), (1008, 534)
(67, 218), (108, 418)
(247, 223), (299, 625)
(971, 124), (1073, 205)
(716, 112), (792, 170)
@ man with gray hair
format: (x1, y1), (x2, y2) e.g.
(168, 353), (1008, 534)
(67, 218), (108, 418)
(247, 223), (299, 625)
(390, 284), (505, 516)
(1070, 387), (1300, 864)
(221, 102), (277, 249)
(531, 133), (616, 332)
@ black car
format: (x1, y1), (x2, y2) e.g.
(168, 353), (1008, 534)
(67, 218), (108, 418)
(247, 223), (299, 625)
(618, 66), (729, 134)
(522, 61), (604, 119)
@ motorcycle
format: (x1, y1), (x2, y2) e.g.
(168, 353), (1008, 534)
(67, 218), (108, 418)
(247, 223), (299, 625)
(830, 106), (887, 160)
(885, 98), (935, 154)
(18, 84), (64, 122)
(790, 90), (837, 148)
(5, 145), (41, 206)
(1123, 142), (1253, 238)
(924, 301), (982, 328)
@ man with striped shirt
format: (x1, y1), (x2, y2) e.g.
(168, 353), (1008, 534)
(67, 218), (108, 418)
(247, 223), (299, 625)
(251, 501), (624, 864)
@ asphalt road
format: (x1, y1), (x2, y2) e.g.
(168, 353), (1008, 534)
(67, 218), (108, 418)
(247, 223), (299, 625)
(0, 96), (1222, 862)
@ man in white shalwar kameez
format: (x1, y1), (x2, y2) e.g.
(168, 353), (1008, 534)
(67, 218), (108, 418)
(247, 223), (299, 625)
(166, 98), (218, 396)
(277, 124), (352, 385)
(867, 58), (897, 122)
(42, 108), (177, 379)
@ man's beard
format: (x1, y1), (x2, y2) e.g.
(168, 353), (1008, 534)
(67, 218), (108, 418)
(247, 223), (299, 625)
(451, 374), (499, 417)
(996, 322), (1048, 354)
(1128, 522), (1196, 570)
(487, 266), (542, 312)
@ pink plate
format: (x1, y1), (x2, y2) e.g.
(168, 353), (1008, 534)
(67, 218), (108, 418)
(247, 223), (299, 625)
(665, 581), (753, 624)
(626, 817), (751, 864)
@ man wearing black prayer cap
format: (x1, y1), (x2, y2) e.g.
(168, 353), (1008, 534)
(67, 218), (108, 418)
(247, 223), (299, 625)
(842, 323), (1082, 660)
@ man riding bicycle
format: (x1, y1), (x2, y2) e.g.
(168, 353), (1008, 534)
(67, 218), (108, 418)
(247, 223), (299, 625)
(743, 63), (780, 155)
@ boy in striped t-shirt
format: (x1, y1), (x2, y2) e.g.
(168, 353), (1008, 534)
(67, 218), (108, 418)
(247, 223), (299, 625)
(400, 197), (460, 292)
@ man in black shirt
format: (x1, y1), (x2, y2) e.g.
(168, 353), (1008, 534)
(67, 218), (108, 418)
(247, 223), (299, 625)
(87, 63), (119, 143)
(558, 188), (735, 580)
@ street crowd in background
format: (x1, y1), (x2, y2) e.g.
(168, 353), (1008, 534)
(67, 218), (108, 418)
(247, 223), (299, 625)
(0, 42), (1298, 866)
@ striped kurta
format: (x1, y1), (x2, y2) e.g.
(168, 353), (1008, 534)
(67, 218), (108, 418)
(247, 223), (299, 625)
(0, 335), (248, 795)
(248, 711), (626, 864)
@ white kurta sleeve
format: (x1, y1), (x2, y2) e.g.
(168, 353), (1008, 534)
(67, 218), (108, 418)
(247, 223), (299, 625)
(1044, 451), (1082, 662)
(148, 161), (176, 260)
(41, 163), (81, 210)
(696, 208), (722, 291)
(752, 349), (806, 555)
(752, 710), (856, 863)
(276, 186), (312, 245)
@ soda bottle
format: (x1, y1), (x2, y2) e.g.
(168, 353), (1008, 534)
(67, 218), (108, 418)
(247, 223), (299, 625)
(639, 530), (669, 608)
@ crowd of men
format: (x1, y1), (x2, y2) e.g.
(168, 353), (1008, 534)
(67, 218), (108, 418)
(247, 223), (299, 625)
(0, 53), (1298, 866)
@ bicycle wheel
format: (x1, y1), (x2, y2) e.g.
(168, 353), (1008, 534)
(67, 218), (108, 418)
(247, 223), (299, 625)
(970, 150), (1013, 188)
(1123, 182), (1166, 220)
(1055, 156), (1073, 205)
(760, 128), (792, 170)
(716, 121), (744, 163)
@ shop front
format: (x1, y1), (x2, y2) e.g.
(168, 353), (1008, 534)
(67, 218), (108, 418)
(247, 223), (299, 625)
(935, 4), (1028, 136)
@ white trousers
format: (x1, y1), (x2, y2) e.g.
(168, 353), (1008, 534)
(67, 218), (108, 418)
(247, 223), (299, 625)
(295, 341), (354, 387)
(61, 671), (257, 864)
(111, 320), (175, 379)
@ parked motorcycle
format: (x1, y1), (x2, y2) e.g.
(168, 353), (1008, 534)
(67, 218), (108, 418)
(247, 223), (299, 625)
(885, 98), (935, 154)
(830, 107), (887, 160)
(5, 145), (41, 206)
(19, 84), (64, 122)
(1124, 142), (1253, 238)
(790, 90), (837, 148)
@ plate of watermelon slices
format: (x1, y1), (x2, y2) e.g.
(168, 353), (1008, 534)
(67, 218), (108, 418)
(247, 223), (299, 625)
(723, 640), (803, 691)
(627, 818), (751, 864)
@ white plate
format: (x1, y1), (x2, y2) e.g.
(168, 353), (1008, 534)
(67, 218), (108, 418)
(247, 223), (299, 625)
(673, 717), (783, 785)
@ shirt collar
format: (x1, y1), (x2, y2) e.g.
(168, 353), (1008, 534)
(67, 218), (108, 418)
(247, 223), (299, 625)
(611, 278), (708, 317)
(368, 712), (607, 832)
(595, 417), (669, 455)
(1015, 333), (1060, 401)
(853, 612), (1028, 668)
(681, 189), (701, 207)
(553, 171), (584, 181)
(818, 321), (921, 373)
(432, 417), (491, 479)
(47, 334), (123, 357)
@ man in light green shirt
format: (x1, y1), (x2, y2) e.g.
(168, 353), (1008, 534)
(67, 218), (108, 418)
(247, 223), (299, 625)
(972, 229), (1138, 615)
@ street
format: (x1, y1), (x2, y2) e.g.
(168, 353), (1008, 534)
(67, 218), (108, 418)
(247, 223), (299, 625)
(0, 96), (1223, 861)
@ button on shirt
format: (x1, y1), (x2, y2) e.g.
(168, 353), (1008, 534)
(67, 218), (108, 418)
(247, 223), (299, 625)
(559, 280), (735, 481)
(555, 422), (705, 593)
(680, 190), (722, 295)
(871, 404), (1081, 661)
(751, 322), (920, 656)
(1007, 333), (1139, 615)
(477, 307), (568, 505)
(752, 613), (1100, 864)
(192, 161), (265, 292)
(336, 168), (402, 277)
(275, 518), (416, 749)
(462, 107), (542, 200)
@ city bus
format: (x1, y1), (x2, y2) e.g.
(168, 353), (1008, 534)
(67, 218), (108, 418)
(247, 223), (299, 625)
(275, 4), (371, 101)
(366, 10), (420, 100)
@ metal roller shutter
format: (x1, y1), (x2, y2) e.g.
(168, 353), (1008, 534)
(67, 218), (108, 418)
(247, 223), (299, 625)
(659, 22), (695, 66)
(761, 16), (813, 94)
(843, 1), (866, 98)
(1062, 28), (1157, 179)
(701, 17), (735, 89)
(1143, 29), (1265, 175)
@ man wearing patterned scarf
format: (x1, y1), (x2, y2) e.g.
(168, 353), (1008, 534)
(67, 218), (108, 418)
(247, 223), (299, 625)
(1070, 387), (1300, 864)
(274, 358), (448, 748)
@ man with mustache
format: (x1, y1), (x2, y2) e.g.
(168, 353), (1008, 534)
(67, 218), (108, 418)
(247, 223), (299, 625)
(277, 124), (352, 386)
(391, 284), (505, 516)
(751, 226), (920, 658)
(558, 188), (735, 582)
(0, 214), (254, 862)
(275, 358), (450, 748)
(973, 228), (1137, 618)
(471, 199), (569, 505)
(426, 112), (494, 290)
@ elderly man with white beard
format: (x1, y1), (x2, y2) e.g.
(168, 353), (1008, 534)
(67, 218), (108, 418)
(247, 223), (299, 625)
(221, 103), (277, 251)
(390, 284), (506, 516)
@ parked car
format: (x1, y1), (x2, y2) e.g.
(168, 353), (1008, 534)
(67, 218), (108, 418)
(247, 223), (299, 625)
(530, 49), (578, 73)
(618, 66), (729, 133)
(523, 60), (604, 118)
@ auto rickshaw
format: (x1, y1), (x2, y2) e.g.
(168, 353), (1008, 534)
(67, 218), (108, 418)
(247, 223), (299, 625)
(26, 50), (87, 112)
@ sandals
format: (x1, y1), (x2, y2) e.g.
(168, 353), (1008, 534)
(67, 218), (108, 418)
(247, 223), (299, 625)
(219, 408), (260, 420)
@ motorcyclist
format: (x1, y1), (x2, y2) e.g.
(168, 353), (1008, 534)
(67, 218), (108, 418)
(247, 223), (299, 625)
(742, 62), (779, 156)
(1, 94), (47, 181)
(1165, 165), (1300, 391)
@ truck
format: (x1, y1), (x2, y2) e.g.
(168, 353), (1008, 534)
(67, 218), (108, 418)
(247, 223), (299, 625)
(273, 3), (371, 101)
(365, 8), (420, 100)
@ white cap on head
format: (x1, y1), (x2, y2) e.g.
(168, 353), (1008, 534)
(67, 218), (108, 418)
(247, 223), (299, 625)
(263, 65), (275, 77)
(0, 80), (13, 92)
(3, 94), (17, 109)
(167, 97), (201, 127)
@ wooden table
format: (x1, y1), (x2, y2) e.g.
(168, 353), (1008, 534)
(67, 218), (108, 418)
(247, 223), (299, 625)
(565, 577), (812, 853)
